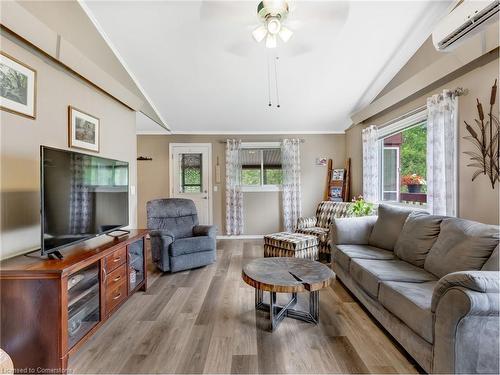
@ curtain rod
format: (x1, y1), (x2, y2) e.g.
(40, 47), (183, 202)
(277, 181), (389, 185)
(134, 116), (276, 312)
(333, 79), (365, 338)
(219, 139), (305, 144)
(376, 86), (468, 129)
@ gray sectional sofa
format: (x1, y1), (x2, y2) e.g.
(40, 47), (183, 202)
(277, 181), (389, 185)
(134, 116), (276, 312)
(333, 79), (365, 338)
(330, 204), (499, 374)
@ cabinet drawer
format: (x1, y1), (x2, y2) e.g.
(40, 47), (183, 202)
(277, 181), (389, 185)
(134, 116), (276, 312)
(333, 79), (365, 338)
(105, 263), (126, 289)
(104, 247), (126, 272)
(105, 277), (127, 314)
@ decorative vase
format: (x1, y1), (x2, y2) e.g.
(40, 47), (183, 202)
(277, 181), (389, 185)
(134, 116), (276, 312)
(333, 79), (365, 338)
(407, 184), (422, 193)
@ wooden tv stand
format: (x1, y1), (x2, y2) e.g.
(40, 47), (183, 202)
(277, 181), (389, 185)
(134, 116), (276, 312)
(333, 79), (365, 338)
(0, 229), (148, 373)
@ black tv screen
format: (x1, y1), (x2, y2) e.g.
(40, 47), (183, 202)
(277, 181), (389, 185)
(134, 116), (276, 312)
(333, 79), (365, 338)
(41, 146), (129, 255)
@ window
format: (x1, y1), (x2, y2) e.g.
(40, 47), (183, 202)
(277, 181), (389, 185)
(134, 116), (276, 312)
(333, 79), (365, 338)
(84, 162), (128, 187)
(379, 112), (427, 208)
(180, 153), (202, 193)
(240, 143), (282, 191)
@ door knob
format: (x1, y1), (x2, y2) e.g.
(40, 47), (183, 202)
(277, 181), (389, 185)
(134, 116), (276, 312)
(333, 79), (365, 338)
(203, 196), (208, 199)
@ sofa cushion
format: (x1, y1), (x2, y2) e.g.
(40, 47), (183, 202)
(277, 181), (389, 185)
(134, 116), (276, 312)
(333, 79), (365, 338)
(394, 213), (444, 267)
(333, 244), (395, 271)
(482, 245), (499, 271)
(170, 236), (216, 257)
(331, 216), (378, 245)
(368, 204), (416, 250)
(424, 218), (500, 278)
(379, 281), (437, 344)
(350, 258), (437, 298)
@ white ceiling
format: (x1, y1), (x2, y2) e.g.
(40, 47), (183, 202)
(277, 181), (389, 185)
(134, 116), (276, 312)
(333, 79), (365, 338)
(83, 1), (452, 134)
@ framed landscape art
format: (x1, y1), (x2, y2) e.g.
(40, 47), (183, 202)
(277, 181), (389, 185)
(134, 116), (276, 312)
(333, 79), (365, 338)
(68, 106), (100, 152)
(0, 52), (37, 119)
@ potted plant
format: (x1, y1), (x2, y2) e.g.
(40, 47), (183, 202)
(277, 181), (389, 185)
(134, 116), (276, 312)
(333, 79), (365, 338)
(348, 195), (375, 217)
(401, 174), (426, 193)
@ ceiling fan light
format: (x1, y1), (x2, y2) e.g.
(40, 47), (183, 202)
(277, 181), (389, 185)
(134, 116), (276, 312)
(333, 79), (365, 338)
(266, 17), (281, 35)
(252, 25), (267, 42)
(265, 33), (277, 48)
(279, 26), (293, 42)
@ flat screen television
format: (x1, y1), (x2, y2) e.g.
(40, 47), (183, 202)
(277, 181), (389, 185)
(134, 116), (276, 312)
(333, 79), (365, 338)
(41, 146), (129, 257)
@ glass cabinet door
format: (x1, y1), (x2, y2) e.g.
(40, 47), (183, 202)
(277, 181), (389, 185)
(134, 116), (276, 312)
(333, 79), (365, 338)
(128, 239), (144, 293)
(67, 263), (100, 349)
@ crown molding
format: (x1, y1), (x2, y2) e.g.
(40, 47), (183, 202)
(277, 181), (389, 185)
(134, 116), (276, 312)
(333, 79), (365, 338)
(137, 130), (345, 135)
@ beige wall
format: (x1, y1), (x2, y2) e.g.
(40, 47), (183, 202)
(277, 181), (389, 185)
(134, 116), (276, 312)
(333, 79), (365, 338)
(0, 33), (137, 259)
(346, 57), (499, 225)
(137, 134), (345, 234)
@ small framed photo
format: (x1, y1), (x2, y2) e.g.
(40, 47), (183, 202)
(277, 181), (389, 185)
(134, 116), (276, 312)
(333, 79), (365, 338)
(315, 157), (327, 166)
(68, 106), (100, 152)
(0, 52), (37, 119)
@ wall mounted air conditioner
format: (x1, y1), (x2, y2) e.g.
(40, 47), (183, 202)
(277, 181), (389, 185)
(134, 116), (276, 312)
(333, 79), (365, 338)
(432, 0), (499, 51)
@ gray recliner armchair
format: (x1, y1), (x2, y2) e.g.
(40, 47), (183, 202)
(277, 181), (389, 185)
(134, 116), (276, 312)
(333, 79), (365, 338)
(147, 198), (217, 273)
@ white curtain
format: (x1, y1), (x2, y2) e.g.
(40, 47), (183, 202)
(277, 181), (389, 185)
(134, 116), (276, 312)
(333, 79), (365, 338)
(225, 139), (244, 235)
(281, 139), (302, 232)
(362, 125), (380, 203)
(426, 90), (458, 216)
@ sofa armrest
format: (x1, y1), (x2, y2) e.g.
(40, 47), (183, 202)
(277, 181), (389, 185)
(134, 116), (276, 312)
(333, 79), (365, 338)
(329, 216), (377, 245)
(297, 216), (317, 229)
(193, 225), (217, 239)
(432, 271), (500, 312)
(149, 230), (175, 272)
(432, 271), (500, 374)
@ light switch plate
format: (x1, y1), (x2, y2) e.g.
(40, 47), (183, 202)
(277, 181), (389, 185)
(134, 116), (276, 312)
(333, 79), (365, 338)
(130, 185), (136, 195)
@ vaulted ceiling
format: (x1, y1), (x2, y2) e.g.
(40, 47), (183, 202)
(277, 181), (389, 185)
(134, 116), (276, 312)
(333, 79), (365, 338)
(82, 1), (452, 134)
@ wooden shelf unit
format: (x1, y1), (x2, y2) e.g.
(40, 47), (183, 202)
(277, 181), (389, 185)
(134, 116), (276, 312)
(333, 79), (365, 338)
(324, 158), (351, 202)
(0, 229), (148, 373)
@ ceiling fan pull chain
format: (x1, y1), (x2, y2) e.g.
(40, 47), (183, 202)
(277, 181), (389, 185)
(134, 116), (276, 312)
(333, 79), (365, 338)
(274, 56), (280, 108)
(267, 52), (272, 107)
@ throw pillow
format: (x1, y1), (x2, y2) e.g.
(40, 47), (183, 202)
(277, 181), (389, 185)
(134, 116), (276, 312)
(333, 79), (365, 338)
(424, 218), (500, 278)
(394, 212), (444, 267)
(368, 204), (416, 250)
(481, 244), (499, 271)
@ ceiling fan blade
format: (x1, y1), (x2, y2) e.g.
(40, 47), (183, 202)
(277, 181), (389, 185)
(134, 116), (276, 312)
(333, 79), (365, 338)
(199, 1), (257, 24)
(285, 19), (303, 30)
(289, 2), (350, 24)
(266, 33), (277, 48)
(252, 25), (267, 42)
(279, 26), (293, 43)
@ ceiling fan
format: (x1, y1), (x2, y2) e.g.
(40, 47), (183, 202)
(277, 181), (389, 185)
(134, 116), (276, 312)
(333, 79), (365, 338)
(251, 0), (294, 48)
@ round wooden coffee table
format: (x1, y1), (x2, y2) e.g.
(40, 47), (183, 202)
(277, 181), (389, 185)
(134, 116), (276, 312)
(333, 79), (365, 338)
(242, 257), (335, 331)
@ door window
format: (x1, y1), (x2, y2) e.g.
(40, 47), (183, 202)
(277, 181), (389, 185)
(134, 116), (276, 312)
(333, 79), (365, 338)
(180, 153), (202, 193)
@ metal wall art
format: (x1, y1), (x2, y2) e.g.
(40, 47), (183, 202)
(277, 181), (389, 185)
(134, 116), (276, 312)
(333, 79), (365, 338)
(464, 79), (499, 189)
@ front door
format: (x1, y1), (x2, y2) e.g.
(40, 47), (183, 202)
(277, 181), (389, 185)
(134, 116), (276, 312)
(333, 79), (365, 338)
(169, 143), (212, 224)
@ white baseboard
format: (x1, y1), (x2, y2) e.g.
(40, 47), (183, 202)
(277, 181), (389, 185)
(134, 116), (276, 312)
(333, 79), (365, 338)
(216, 235), (264, 240)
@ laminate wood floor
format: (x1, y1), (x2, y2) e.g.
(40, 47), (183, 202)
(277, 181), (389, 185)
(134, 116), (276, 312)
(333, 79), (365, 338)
(69, 239), (420, 374)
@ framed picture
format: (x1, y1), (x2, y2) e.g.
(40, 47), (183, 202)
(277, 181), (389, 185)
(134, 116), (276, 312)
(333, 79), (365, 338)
(68, 106), (100, 152)
(315, 157), (327, 166)
(0, 52), (37, 119)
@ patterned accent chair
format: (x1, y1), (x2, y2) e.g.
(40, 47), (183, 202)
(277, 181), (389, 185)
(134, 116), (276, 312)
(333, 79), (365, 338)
(296, 201), (352, 258)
